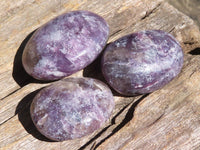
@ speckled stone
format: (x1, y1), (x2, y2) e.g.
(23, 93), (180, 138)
(22, 11), (109, 80)
(101, 30), (184, 96)
(30, 77), (114, 141)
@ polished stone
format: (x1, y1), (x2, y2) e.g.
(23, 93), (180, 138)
(101, 30), (184, 96)
(30, 77), (114, 141)
(23, 11), (109, 80)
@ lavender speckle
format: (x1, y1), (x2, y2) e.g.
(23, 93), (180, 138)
(22, 11), (109, 80)
(30, 77), (114, 141)
(101, 30), (184, 96)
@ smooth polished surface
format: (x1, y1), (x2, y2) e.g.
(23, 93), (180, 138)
(22, 10), (109, 80)
(102, 30), (184, 96)
(30, 77), (114, 141)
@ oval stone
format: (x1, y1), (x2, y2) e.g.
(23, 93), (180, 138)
(30, 77), (114, 141)
(101, 30), (184, 96)
(22, 11), (109, 80)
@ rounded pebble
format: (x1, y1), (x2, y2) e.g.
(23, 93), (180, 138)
(22, 11), (109, 80)
(101, 30), (184, 96)
(30, 77), (114, 141)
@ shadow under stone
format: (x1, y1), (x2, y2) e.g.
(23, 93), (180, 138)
(93, 94), (148, 149)
(82, 45), (133, 98)
(83, 51), (105, 83)
(78, 94), (148, 150)
(12, 31), (36, 87)
(189, 47), (200, 55)
(15, 88), (55, 142)
(12, 30), (53, 87)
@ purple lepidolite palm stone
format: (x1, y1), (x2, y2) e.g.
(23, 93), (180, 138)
(22, 11), (109, 80)
(101, 30), (184, 96)
(30, 77), (114, 141)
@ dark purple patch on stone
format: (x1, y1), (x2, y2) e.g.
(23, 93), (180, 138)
(101, 30), (184, 96)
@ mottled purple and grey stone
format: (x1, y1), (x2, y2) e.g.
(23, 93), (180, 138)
(30, 77), (114, 141)
(22, 10), (109, 80)
(101, 30), (184, 96)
